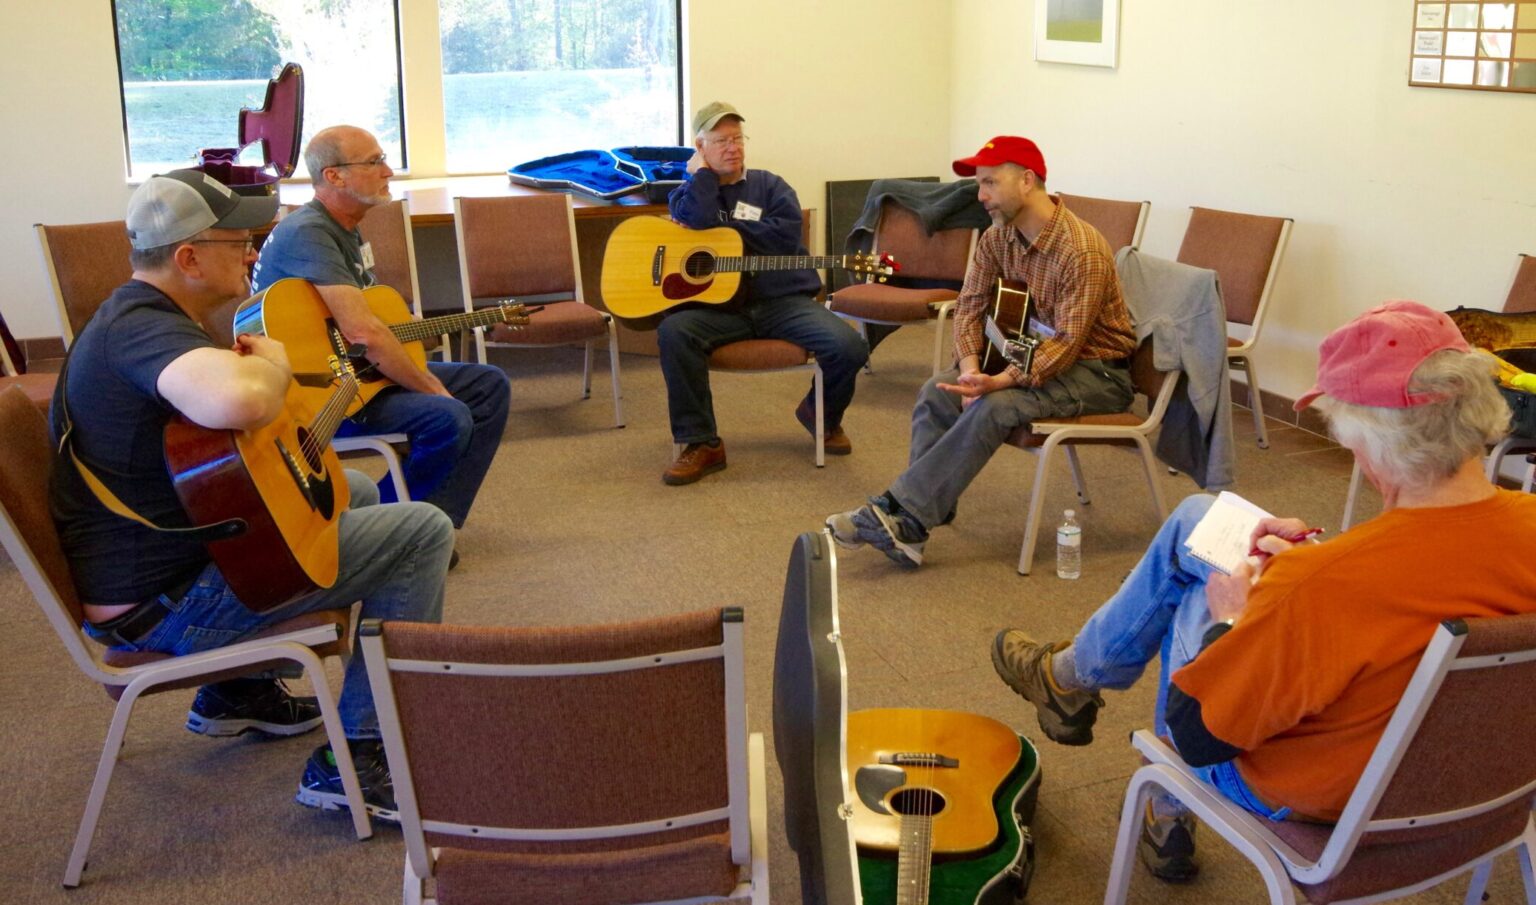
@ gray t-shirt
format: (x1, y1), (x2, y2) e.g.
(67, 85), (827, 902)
(251, 199), (374, 292)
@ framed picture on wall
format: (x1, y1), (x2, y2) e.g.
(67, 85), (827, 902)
(1035, 0), (1121, 68)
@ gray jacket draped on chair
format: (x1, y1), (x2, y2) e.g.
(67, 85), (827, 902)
(1116, 247), (1235, 490)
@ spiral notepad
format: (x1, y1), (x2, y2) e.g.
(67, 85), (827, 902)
(1183, 492), (1274, 575)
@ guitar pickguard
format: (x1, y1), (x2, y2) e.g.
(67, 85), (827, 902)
(662, 272), (715, 301)
(275, 434), (336, 519)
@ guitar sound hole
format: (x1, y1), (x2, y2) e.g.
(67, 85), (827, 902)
(889, 788), (947, 817)
(295, 427), (323, 473)
(682, 250), (717, 278)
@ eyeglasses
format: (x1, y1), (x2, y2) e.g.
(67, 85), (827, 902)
(191, 238), (255, 254)
(702, 136), (749, 148)
(330, 153), (389, 169)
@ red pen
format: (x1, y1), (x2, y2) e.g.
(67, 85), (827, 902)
(1249, 527), (1324, 557)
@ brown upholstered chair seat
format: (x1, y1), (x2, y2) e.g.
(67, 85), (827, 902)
(707, 338), (810, 370)
(433, 831), (740, 905)
(486, 300), (608, 346)
(826, 282), (956, 323)
(2, 372), (56, 414)
(1005, 412), (1148, 449)
(98, 608), (351, 699)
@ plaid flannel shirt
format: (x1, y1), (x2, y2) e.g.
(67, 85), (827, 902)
(952, 200), (1136, 386)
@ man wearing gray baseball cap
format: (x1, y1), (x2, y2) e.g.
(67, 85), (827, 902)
(51, 168), (452, 822)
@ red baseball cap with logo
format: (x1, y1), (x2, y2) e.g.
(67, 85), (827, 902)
(952, 136), (1047, 181)
(1293, 301), (1471, 411)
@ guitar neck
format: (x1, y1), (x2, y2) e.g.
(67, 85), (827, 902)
(713, 254), (852, 273)
(390, 306), (514, 344)
(895, 813), (934, 905)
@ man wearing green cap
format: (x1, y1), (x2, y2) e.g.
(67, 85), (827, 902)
(657, 101), (869, 485)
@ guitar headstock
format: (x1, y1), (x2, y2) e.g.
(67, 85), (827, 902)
(849, 251), (900, 284)
(497, 301), (534, 328)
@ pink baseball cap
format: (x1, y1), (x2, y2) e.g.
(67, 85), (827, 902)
(1293, 301), (1470, 411)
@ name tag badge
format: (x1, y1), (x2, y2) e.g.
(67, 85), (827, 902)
(359, 241), (376, 271)
(732, 201), (763, 222)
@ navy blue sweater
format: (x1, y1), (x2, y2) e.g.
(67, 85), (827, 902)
(668, 167), (823, 302)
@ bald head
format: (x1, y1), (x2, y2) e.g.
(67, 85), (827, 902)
(304, 125), (375, 178)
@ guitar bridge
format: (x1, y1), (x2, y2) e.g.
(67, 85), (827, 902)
(650, 245), (664, 286)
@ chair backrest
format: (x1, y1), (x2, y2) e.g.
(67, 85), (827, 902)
(363, 607), (752, 887)
(454, 194), (582, 302)
(872, 201), (976, 282)
(1175, 207), (1292, 329)
(357, 199), (424, 314)
(1307, 614), (1536, 876)
(1059, 194), (1149, 253)
(35, 221), (134, 347)
(0, 307), (24, 375)
(1502, 253), (1536, 314)
(0, 387), (100, 678)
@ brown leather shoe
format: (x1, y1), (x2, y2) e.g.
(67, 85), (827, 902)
(795, 399), (852, 455)
(663, 440), (727, 485)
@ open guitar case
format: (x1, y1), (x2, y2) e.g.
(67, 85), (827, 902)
(772, 532), (1040, 904)
(508, 146), (691, 203)
(194, 62), (303, 201)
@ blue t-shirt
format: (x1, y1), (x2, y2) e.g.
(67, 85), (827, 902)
(251, 199), (373, 292)
(49, 281), (216, 604)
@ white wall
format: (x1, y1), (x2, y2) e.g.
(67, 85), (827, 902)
(950, 0), (1536, 401)
(0, 0), (954, 340)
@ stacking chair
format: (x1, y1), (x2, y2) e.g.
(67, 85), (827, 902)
(1104, 614), (1536, 905)
(361, 607), (768, 905)
(826, 198), (978, 375)
(453, 194), (623, 427)
(0, 386), (371, 887)
(358, 198), (446, 363)
(35, 220), (134, 347)
(1004, 336), (1179, 574)
(1058, 193), (1150, 253)
(0, 308), (54, 414)
(1343, 252), (1536, 529)
(697, 339), (827, 467)
(1176, 206), (1293, 449)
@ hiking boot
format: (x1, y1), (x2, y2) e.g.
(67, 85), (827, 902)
(1139, 804), (1199, 882)
(990, 630), (1103, 745)
(296, 738), (400, 823)
(795, 398), (852, 455)
(186, 677), (323, 738)
(663, 440), (727, 485)
(828, 497), (925, 566)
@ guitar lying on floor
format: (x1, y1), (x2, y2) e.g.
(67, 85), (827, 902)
(849, 708), (1039, 905)
(600, 215), (897, 319)
(232, 278), (533, 415)
(163, 352), (362, 612)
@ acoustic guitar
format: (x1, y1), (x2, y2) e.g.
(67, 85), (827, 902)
(849, 708), (1038, 905)
(978, 279), (1038, 377)
(230, 278), (532, 415)
(600, 215), (897, 319)
(163, 352), (362, 612)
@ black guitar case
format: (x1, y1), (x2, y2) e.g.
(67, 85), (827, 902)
(773, 531), (862, 905)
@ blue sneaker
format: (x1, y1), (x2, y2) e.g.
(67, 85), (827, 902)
(826, 498), (927, 567)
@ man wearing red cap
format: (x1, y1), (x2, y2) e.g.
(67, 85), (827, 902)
(990, 302), (1536, 882)
(827, 136), (1136, 566)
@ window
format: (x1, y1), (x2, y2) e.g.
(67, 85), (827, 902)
(112, 0), (406, 180)
(438, 0), (682, 173)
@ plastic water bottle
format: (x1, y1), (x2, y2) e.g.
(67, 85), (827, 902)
(1056, 509), (1082, 579)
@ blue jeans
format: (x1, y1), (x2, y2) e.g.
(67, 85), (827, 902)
(1068, 493), (1289, 821)
(336, 360), (510, 527)
(889, 361), (1133, 530)
(656, 295), (869, 444)
(84, 472), (453, 739)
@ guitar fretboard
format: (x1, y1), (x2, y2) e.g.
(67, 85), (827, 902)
(712, 255), (851, 273)
(390, 305), (523, 343)
(896, 811), (935, 905)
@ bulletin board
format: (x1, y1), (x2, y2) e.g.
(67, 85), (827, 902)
(1409, 2), (1536, 92)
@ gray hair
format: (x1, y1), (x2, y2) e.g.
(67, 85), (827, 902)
(1319, 349), (1510, 486)
(129, 242), (181, 271)
(303, 128), (350, 180)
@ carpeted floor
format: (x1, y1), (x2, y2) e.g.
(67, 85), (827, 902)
(0, 325), (1523, 903)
